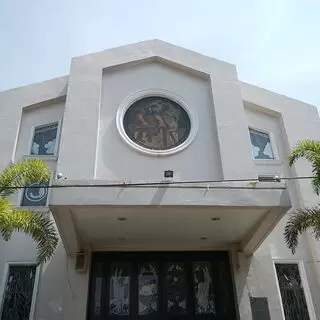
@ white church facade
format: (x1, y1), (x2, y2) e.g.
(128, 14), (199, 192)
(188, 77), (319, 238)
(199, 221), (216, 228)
(0, 40), (319, 319)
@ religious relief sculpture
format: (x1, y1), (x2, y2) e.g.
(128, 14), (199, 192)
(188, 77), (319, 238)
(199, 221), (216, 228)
(109, 264), (130, 315)
(166, 263), (188, 314)
(123, 97), (191, 151)
(193, 262), (215, 315)
(139, 263), (158, 315)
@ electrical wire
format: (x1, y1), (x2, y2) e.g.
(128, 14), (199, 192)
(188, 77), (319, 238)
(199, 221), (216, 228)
(0, 175), (315, 190)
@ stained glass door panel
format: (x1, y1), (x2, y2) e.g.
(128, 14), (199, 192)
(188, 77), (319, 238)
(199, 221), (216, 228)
(88, 252), (237, 320)
(139, 263), (159, 315)
(165, 263), (188, 315)
(193, 262), (215, 315)
(109, 262), (131, 316)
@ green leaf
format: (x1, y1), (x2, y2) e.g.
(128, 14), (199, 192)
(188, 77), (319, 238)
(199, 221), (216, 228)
(0, 158), (51, 196)
(289, 140), (320, 195)
(0, 159), (57, 263)
(285, 140), (320, 253)
(0, 198), (58, 263)
(284, 208), (320, 254)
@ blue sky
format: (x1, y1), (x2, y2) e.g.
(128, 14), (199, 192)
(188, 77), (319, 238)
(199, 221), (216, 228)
(0, 0), (319, 107)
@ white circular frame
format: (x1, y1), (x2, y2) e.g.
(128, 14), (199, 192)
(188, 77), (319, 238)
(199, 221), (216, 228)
(25, 183), (48, 202)
(116, 89), (198, 156)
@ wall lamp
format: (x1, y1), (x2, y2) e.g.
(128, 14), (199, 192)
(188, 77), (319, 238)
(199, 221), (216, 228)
(258, 175), (281, 182)
(164, 170), (174, 179)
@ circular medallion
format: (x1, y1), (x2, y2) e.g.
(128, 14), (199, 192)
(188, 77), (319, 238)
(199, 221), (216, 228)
(123, 96), (191, 151)
(25, 183), (48, 202)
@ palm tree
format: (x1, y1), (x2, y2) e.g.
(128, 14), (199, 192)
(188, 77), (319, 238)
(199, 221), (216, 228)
(0, 159), (59, 263)
(284, 140), (320, 254)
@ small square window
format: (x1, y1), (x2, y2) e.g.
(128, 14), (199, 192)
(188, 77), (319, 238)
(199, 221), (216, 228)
(30, 123), (58, 156)
(249, 129), (274, 160)
(21, 182), (49, 207)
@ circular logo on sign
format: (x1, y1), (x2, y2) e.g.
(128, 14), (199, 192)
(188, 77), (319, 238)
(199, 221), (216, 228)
(25, 183), (48, 202)
(123, 96), (191, 151)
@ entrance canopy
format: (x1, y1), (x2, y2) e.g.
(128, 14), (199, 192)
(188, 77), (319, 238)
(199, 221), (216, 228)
(49, 180), (291, 255)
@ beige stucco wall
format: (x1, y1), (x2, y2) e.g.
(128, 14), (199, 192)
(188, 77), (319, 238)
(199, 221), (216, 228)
(57, 40), (255, 182)
(233, 215), (320, 320)
(0, 97), (89, 320)
(0, 235), (88, 320)
(14, 102), (65, 160)
(97, 61), (222, 182)
(238, 83), (320, 319)
(0, 40), (319, 320)
(0, 76), (68, 171)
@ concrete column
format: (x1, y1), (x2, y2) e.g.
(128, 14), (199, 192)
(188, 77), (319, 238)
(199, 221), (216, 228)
(57, 58), (101, 180)
(0, 103), (21, 170)
(210, 69), (256, 180)
(230, 248), (253, 320)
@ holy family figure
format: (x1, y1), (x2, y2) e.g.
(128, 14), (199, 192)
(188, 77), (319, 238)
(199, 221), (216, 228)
(123, 97), (190, 150)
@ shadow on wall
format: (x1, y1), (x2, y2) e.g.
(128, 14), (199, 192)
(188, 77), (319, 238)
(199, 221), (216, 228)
(100, 117), (205, 182)
(34, 244), (80, 320)
(101, 117), (144, 180)
(234, 253), (253, 319)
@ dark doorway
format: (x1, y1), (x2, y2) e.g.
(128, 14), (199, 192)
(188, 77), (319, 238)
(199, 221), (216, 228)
(88, 252), (237, 320)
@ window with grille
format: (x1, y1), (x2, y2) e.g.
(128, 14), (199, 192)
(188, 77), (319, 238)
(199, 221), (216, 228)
(275, 263), (310, 320)
(0, 265), (37, 320)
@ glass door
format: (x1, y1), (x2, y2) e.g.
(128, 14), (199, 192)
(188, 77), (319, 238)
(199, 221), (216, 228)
(88, 252), (237, 320)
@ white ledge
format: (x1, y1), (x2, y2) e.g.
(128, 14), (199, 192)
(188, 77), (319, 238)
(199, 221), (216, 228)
(49, 179), (290, 208)
(52, 179), (287, 189)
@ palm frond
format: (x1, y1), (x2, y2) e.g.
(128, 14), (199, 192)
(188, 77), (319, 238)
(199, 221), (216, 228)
(311, 174), (320, 195)
(289, 140), (320, 194)
(284, 208), (320, 254)
(289, 140), (320, 166)
(0, 197), (14, 240)
(0, 197), (59, 263)
(0, 158), (51, 196)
